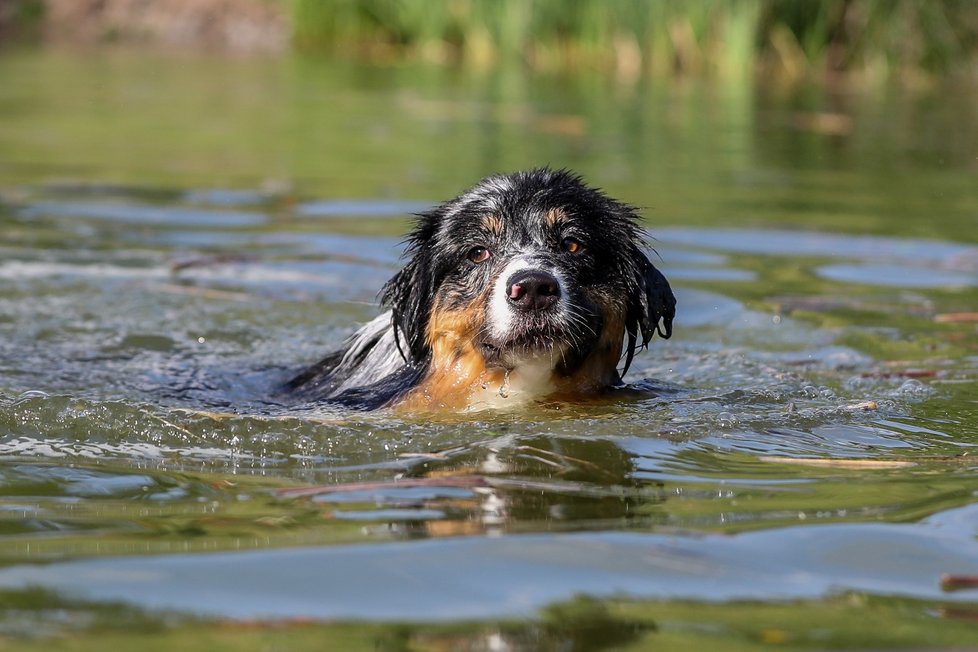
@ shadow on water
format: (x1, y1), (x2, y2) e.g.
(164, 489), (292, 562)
(0, 51), (977, 648)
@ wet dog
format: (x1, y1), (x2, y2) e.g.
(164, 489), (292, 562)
(285, 168), (675, 410)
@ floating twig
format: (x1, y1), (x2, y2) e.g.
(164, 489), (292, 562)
(941, 574), (978, 592)
(844, 400), (878, 411)
(758, 456), (915, 469)
(150, 282), (251, 302)
(860, 369), (937, 379)
(934, 312), (978, 323)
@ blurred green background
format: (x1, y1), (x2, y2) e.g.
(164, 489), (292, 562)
(3, 0), (978, 79)
(2, 0), (977, 243)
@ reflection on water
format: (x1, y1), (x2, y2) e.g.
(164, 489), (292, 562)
(1, 51), (977, 647)
(3, 503), (978, 620)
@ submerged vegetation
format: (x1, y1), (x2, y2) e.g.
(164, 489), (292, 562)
(290, 0), (978, 78)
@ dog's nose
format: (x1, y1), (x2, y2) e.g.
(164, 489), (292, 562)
(507, 270), (561, 311)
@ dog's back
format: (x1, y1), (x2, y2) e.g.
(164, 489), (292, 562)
(284, 312), (421, 409)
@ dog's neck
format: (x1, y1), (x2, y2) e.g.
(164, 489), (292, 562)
(469, 357), (559, 410)
(395, 342), (623, 412)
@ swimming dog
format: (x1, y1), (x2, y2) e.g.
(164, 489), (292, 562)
(285, 168), (675, 411)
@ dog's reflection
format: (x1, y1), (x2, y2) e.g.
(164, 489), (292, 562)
(371, 434), (663, 540)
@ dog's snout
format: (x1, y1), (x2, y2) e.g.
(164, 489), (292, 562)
(507, 270), (561, 311)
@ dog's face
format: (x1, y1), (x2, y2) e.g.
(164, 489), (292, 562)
(428, 179), (635, 373)
(382, 169), (674, 398)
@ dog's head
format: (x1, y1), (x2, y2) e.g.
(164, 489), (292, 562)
(381, 168), (675, 388)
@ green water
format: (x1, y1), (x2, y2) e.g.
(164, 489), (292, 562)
(0, 49), (977, 650)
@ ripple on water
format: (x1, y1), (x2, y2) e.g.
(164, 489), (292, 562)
(654, 227), (977, 264)
(1, 503), (976, 620)
(5, 464), (159, 497)
(294, 199), (433, 217)
(182, 188), (274, 207)
(21, 200), (268, 228)
(817, 263), (977, 288)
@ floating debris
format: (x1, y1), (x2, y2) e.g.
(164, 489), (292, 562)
(758, 456), (914, 469)
(941, 574), (978, 592)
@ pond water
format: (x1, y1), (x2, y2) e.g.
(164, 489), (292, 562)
(1, 50), (977, 649)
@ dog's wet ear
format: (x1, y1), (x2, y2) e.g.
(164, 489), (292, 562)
(380, 217), (438, 366)
(622, 249), (676, 376)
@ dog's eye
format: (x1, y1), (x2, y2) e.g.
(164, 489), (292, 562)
(562, 237), (584, 254)
(467, 246), (491, 264)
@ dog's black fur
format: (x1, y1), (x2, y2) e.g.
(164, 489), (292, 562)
(285, 168), (675, 410)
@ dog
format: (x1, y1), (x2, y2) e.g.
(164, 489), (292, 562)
(285, 168), (675, 411)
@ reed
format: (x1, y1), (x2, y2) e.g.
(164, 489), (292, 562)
(289, 0), (978, 77)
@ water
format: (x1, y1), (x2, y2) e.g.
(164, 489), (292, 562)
(1, 50), (977, 649)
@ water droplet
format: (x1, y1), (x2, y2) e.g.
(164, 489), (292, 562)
(893, 378), (934, 398)
(498, 369), (511, 399)
(15, 390), (49, 404)
(843, 375), (871, 391)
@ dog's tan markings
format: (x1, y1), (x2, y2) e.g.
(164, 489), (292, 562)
(481, 214), (503, 237)
(395, 281), (633, 410)
(396, 289), (632, 409)
(545, 207), (567, 227)
(395, 294), (493, 410)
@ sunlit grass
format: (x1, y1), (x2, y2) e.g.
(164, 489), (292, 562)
(289, 0), (978, 78)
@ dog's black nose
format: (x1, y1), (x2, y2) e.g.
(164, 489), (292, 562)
(507, 270), (561, 311)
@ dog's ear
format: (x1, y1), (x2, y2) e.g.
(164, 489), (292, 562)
(380, 249), (435, 366)
(622, 250), (676, 376)
(380, 214), (440, 365)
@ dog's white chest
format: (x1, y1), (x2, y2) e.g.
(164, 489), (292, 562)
(469, 358), (556, 411)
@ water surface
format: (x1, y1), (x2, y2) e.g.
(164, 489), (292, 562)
(1, 50), (977, 649)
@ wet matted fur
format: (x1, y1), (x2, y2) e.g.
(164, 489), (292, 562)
(284, 168), (675, 411)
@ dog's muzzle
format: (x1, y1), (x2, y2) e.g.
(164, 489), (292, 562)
(485, 260), (569, 360)
(506, 270), (561, 312)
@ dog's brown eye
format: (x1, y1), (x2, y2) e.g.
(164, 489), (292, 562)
(562, 237), (583, 254)
(468, 246), (491, 264)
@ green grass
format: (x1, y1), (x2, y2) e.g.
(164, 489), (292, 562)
(288, 0), (978, 78)
(5, 1), (978, 78)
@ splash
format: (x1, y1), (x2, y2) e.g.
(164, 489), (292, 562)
(498, 369), (511, 399)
